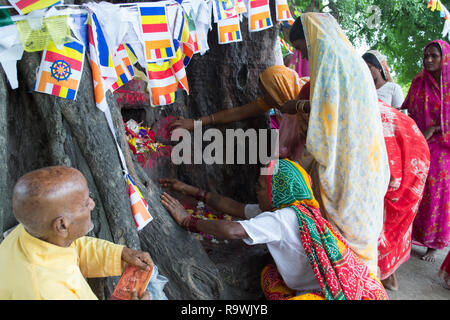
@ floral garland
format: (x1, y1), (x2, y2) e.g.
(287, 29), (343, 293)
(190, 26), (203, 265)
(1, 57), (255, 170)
(124, 119), (170, 156)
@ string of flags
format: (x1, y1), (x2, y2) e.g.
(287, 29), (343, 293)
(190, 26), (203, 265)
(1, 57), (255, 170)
(0, 0), (294, 232)
(0, 0), (294, 108)
(427, 0), (450, 40)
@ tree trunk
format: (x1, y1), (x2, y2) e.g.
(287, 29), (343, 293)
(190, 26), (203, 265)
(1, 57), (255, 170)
(0, 0), (279, 299)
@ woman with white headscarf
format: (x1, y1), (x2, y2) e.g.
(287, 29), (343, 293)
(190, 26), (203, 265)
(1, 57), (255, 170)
(362, 50), (404, 109)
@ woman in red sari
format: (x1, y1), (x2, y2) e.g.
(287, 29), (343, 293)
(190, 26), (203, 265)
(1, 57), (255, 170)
(377, 100), (430, 290)
(401, 40), (450, 262)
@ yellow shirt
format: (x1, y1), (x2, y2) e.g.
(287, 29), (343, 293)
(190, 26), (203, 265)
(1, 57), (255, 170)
(0, 224), (124, 300)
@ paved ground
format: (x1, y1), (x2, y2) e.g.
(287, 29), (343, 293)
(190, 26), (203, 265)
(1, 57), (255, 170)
(386, 245), (450, 300)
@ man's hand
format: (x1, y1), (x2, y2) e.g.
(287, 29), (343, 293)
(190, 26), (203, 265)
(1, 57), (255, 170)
(169, 117), (195, 132)
(121, 247), (153, 271)
(159, 178), (189, 195)
(130, 289), (150, 300)
(161, 192), (189, 226)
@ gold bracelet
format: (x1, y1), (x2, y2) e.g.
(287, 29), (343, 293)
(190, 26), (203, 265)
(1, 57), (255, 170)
(301, 101), (309, 113)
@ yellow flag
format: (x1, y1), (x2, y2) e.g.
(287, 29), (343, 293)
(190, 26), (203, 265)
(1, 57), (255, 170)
(16, 15), (71, 52)
(431, 0), (437, 11)
(437, 0), (443, 12)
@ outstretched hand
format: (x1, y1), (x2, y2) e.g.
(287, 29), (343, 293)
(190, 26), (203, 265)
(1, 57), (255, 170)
(169, 117), (195, 132)
(159, 178), (189, 195)
(161, 192), (189, 226)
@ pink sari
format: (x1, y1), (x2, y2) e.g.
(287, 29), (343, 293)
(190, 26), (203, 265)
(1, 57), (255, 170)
(402, 40), (450, 250)
(288, 50), (310, 77)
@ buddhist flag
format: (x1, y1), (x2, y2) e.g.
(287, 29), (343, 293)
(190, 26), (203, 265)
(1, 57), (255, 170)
(125, 43), (138, 65)
(126, 174), (153, 231)
(235, 0), (247, 14)
(110, 44), (135, 91)
(171, 43), (189, 93)
(275, 0), (294, 24)
(185, 6), (201, 54)
(248, 0), (273, 32)
(9, 0), (62, 15)
(146, 58), (178, 106)
(139, 4), (176, 62)
(213, 0), (237, 22)
(182, 42), (194, 67)
(34, 39), (85, 101)
(175, 10), (196, 66)
(89, 12), (115, 79)
(146, 42), (189, 107)
(87, 13), (108, 112)
(217, 16), (242, 44)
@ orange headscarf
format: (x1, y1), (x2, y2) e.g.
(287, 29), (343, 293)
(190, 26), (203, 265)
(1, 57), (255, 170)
(258, 65), (308, 108)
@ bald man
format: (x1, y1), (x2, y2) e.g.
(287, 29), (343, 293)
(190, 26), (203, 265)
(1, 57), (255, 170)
(0, 166), (153, 300)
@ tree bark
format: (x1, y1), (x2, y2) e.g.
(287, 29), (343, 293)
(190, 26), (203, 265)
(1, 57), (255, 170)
(0, 0), (279, 299)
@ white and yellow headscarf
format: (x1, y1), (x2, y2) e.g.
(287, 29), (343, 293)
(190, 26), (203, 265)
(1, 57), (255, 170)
(301, 13), (390, 274)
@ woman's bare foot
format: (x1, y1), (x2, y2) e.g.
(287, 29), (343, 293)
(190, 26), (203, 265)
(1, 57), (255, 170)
(381, 273), (398, 291)
(421, 248), (437, 262)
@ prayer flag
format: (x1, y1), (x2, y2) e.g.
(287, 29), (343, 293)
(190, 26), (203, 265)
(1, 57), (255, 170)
(248, 0), (273, 32)
(279, 37), (293, 53)
(171, 43), (189, 93)
(125, 43), (138, 65)
(126, 174), (153, 231)
(89, 12), (115, 78)
(87, 13), (108, 112)
(235, 0), (247, 14)
(16, 15), (72, 52)
(213, 0), (237, 22)
(34, 39), (85, 101)
(8, 0), (62, 15)
(275, 0), (294, 24)
(146, 41), (189, 107)
(175, 9), (196, 66)
(139, 4), (176, 62)
(0, 9), (13, 27)
(182, 42), (194, 67)
(217, 15), (242, 44)
(184, 5), (201, 54)
(176, 10), (193, 44)
(110, 44), (135, 91)
(146, 58), (178, 106)
(431, 0), (437, 11)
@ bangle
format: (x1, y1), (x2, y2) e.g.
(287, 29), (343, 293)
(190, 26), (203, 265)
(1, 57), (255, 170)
(196, 189), (207, 202)
(181, 215), (199, 233)
(295, 100), (303, 113)
(301, 101), (310, 113)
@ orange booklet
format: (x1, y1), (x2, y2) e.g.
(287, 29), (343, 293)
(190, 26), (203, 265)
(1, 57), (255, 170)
(110, 264), (154, 300)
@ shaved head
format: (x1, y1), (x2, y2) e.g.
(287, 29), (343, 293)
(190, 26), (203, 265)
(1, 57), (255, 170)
(13, 166), (94, 243)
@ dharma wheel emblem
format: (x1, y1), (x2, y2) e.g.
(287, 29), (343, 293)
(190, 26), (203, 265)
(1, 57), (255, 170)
(50, 59), (72, 81)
